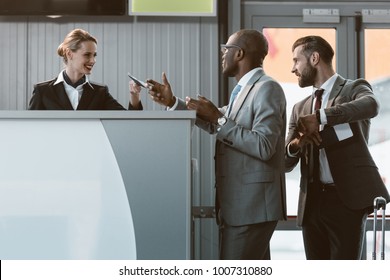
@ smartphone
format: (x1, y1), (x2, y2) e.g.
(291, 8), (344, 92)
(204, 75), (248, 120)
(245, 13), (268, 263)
(127, 73), (148, 88)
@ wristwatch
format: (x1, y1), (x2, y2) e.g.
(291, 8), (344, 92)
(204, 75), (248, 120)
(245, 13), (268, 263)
(217, 116), (228, 131)
(218, 116), (227, 126)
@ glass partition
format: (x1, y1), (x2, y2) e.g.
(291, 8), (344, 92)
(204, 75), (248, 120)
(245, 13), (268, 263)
(363, 28), (390, 259)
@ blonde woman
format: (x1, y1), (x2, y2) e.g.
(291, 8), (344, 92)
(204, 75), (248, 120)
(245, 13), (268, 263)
(29, 28), (142, 110)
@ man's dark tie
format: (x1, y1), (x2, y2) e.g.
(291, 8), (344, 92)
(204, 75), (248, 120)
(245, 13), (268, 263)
(314, 89), (324, 111)
(313, 88), (324, 184)
(227, 84), (242, 116)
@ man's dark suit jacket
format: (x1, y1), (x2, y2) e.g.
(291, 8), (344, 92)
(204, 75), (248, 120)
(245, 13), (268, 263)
(285, 75), (390, 226)
(28, 78), (142, 110)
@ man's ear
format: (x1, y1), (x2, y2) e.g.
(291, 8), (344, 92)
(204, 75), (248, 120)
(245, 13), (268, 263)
(311, 51), (320, 65)
(236, 48), (245, 61)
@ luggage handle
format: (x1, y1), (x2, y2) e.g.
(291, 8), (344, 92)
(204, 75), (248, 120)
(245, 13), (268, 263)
(374, 196), (387, 210)
(372, 196), (386, 260)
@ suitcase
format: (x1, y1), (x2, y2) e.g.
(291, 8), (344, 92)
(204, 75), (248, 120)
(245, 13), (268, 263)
(372, 196), (387, 260)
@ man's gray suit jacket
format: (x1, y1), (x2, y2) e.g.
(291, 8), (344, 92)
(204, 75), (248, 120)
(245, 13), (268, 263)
(177, 69), (287, 226)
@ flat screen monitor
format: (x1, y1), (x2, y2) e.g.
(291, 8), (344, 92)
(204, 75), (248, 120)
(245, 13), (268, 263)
(0, 0), (127, 16)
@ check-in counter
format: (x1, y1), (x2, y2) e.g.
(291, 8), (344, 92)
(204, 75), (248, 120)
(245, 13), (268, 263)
(0, 111), (195, 260)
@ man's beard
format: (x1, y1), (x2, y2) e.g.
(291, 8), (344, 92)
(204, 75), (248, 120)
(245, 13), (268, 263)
(299, 63), (317, 88)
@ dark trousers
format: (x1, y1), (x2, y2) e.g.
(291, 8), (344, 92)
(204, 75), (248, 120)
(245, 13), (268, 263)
(219, 218), (278, 260)
(302, 183), (368, 260)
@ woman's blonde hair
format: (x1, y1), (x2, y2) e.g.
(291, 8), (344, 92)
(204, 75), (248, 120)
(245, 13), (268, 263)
(57, 28), (97, 64)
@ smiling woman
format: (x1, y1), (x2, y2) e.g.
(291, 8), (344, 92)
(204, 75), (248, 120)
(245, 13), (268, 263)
(57, 29), (98, 81)
(28, 29), (143, 111)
